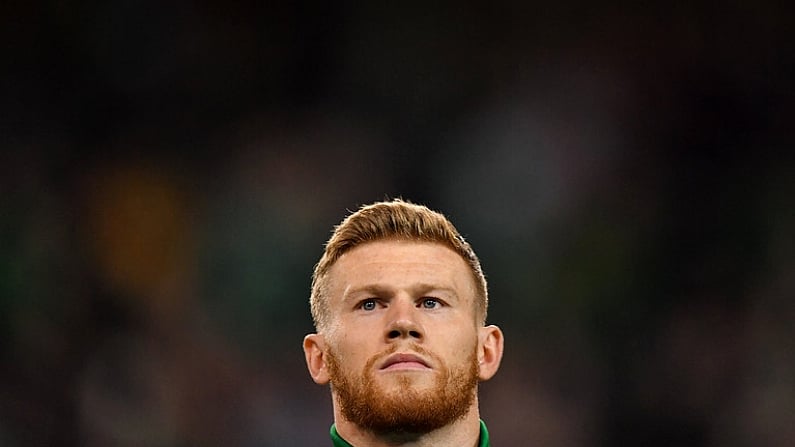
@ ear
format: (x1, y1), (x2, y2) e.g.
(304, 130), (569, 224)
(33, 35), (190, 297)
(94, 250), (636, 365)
(303, 333), (330, 385)
(477, 325), (504, 381)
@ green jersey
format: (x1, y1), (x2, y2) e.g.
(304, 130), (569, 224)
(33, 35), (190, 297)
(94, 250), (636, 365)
(330, 420), (491, 446)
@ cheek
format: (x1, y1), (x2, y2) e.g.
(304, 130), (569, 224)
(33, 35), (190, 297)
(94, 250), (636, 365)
(335, 317), (382, 352)
(439, 332), (479, 365)
(328, 337), (371, 371)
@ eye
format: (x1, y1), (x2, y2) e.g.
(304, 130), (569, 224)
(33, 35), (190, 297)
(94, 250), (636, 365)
(420, 298), (440, 309)
(360, 299), (377, 311)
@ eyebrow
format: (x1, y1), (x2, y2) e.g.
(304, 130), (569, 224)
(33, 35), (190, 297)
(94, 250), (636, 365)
(342, 283), (459, 302)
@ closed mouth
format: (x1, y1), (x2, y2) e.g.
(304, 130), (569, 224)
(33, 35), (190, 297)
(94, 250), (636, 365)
(380, 353), (431, 370)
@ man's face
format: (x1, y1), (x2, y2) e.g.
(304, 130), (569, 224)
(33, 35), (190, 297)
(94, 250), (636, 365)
(320, 240), (483, 433)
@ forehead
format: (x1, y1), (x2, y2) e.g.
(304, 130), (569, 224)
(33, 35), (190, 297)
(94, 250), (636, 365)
(325, 240), (475, 298)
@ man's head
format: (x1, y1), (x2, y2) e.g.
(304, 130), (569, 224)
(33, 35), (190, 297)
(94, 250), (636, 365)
(303, 200), (503, 438)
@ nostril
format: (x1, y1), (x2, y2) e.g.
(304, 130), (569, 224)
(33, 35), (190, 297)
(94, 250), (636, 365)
(409, 330), (421, 338)
(388, 330), (401, 339)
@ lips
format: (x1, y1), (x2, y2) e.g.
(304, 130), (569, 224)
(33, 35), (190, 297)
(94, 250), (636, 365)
(380, 353), (431, 371)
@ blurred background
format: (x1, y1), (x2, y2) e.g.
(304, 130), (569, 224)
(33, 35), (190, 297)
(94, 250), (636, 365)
(2, 1), (794, 446)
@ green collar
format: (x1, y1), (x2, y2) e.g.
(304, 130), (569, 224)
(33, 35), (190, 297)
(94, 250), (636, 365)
(330, 420), (490, 446)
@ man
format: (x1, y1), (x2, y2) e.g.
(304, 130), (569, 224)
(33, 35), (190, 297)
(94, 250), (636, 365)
(303, 199), (504, 446)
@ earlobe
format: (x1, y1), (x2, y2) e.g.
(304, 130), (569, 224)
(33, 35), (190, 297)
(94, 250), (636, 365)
(303, 333), (330, 385)
(477, 325), (504, 381)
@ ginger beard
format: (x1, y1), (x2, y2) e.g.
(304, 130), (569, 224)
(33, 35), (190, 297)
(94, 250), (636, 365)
(325, 342), (480, 434)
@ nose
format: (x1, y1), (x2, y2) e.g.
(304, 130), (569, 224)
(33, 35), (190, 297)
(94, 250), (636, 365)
(385, 297), (423, 341)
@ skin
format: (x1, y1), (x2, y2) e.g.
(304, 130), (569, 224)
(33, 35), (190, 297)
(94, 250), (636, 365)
(304, 240), (504, 447)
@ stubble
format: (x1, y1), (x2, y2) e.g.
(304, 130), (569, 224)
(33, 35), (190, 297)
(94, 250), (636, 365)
(326, 342), (480, 435)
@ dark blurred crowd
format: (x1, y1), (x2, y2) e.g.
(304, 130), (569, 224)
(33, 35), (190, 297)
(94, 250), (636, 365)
(2, 2), (793, 446)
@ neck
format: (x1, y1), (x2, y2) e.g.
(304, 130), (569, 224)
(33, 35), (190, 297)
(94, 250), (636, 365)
(333, 397), (482, 447)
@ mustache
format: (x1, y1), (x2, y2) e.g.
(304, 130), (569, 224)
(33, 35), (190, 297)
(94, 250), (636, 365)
(364, 343), (440, 371)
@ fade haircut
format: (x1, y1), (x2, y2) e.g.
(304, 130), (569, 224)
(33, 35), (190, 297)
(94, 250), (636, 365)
(310, 199), (488, 331)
